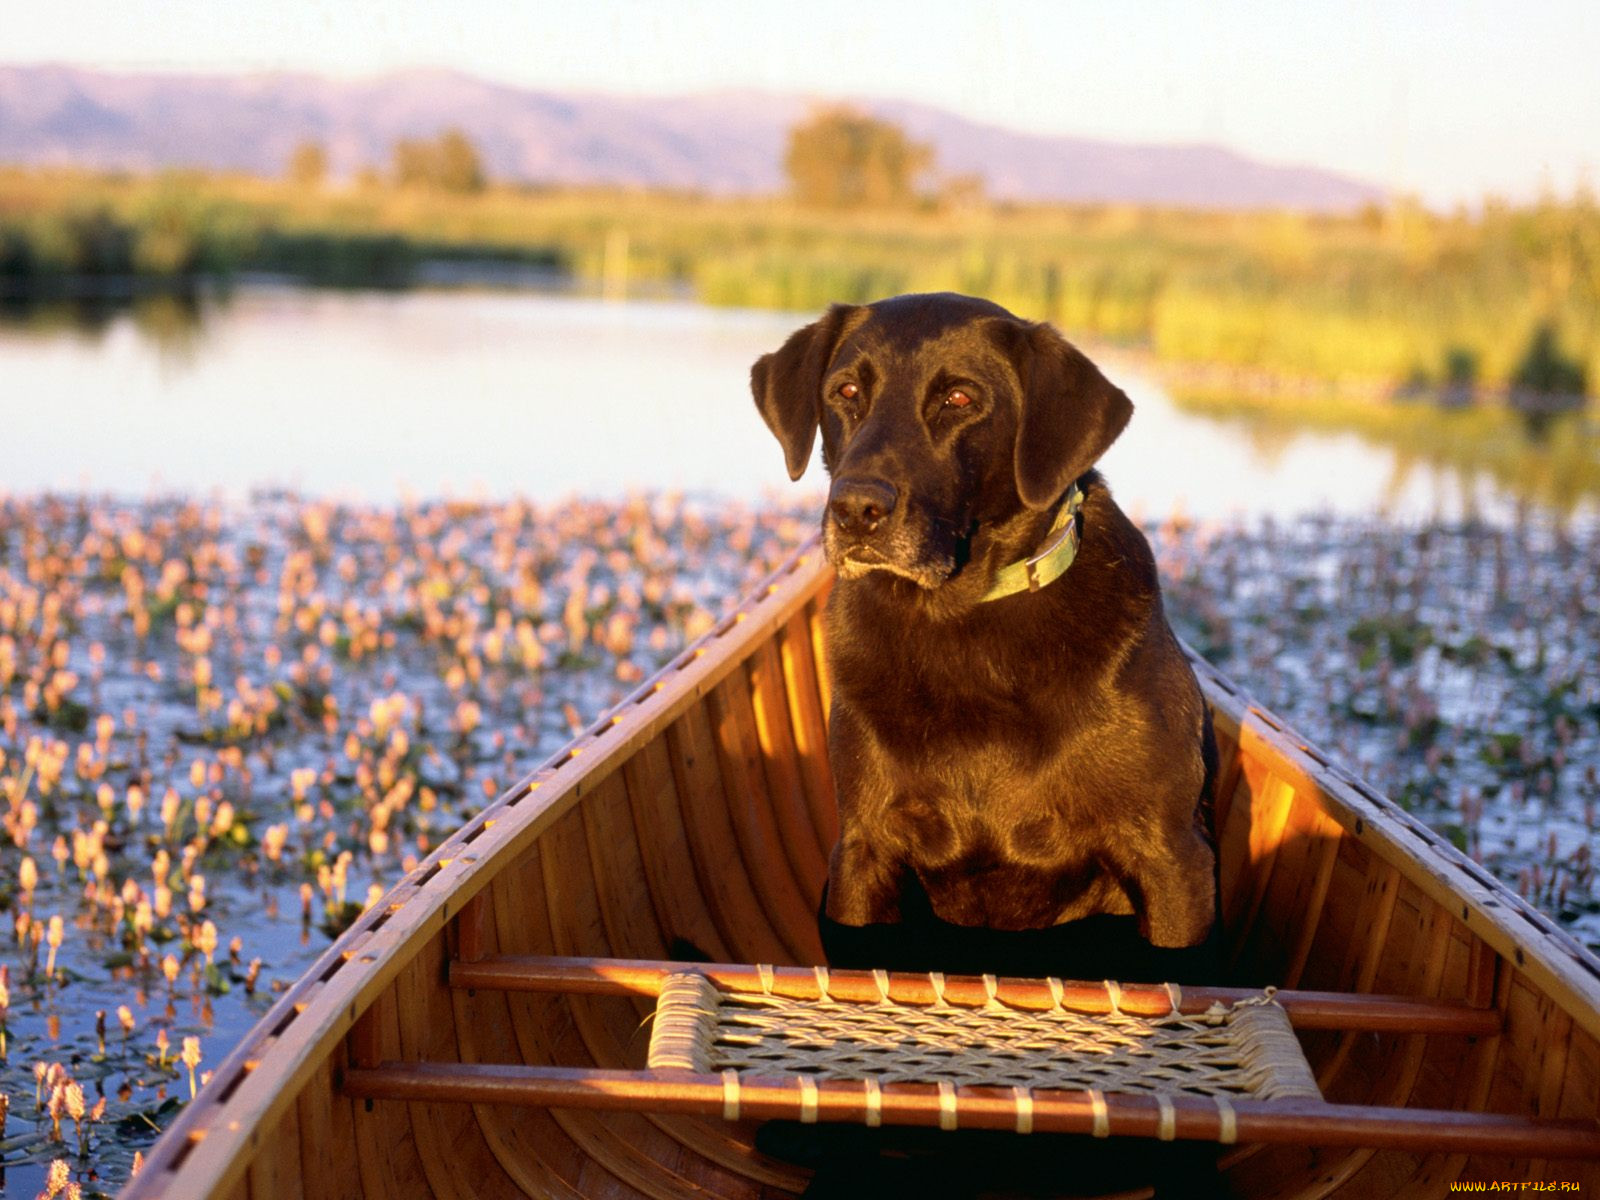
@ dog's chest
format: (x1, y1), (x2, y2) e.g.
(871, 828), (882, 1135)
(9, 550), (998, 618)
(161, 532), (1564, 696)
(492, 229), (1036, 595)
(845, 640), (1075, 760)
(882, 783), (1130, 928)
(880, 763), (1092, 870)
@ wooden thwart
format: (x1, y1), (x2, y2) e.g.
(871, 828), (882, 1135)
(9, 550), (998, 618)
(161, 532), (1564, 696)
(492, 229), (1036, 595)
(342, 950), (1600, 1159)
(448, 953), (1504, 1036)
(341, 1062), (1600, 1159)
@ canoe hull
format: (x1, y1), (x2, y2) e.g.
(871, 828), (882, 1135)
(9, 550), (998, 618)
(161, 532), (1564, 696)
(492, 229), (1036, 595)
(124, 544), (1600, 1199)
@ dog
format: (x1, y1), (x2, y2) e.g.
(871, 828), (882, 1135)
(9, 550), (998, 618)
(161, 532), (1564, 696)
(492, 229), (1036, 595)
(752, 291), (1218, 971)
(750, 292), (1222, 1196)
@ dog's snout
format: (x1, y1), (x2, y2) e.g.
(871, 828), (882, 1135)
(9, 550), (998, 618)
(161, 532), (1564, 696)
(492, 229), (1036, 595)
(829, 478), (898, 536)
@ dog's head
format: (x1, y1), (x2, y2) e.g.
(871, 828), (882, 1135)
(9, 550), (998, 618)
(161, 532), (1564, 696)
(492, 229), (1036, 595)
(751, 292), (1132, 590)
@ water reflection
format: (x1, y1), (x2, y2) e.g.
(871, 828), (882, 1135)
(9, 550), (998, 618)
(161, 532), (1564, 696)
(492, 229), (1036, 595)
(0, 285), (1588, 523)
(1, 288), (205, 359)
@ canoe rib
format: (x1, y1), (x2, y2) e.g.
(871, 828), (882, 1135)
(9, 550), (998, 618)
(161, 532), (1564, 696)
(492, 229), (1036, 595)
(122, 538), (1600, 1200)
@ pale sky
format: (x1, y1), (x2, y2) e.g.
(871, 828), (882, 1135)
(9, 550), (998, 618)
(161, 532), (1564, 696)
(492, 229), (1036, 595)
(4, 0), (1597, 207)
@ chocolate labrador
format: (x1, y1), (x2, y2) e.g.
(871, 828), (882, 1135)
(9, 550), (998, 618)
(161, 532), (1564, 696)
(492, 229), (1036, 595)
(753, 291), (1218, 980)
(750, 292), (1222, 1196)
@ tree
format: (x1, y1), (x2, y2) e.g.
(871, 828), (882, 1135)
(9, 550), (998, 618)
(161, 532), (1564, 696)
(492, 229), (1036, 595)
(783, 107), (932, 209)
(435, 129), (486, 194)
(286, 140), (328, 189)
(390, 129), (487, 194)
(1512, 323), (1587, 397)
(391, 137), (436, 189)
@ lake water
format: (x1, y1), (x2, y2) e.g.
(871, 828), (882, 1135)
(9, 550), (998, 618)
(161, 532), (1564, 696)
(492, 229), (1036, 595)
(0, 285), (1547, 522)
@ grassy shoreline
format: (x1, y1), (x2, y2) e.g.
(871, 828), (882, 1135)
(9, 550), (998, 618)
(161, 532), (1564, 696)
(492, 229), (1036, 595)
(5, 167), (1597, 390)
(6, 166), (1597, 508)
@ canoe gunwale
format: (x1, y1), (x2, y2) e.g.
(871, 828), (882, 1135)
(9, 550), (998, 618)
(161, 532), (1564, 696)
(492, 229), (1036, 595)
(120, 536), (1600, 1198)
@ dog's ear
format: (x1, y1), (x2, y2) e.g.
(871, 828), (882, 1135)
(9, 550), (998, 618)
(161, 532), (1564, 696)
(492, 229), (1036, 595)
(1011, 321), (1133, 510)
(751, 305), (854, 481)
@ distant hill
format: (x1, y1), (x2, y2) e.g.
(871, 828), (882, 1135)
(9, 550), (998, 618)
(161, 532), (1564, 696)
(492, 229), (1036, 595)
(0, 64), (1384, 211)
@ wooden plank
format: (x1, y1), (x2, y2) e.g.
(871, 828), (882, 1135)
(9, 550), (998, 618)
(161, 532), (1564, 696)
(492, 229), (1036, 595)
(1315, 860), (1402, 1093)
(480, 856), (642, 1200)
(1234, 788), (1327, 982)
(580, 769), (671, 971)
(468, 871), (675, 1200)
(1215, 754), (1259, 934)
(296, 1040), (362, 1200)
(350, 989), (433, 1200)
(542, 808), (619, 964)
(1382, 958), (1502, 1200)
(1278, 809), (1345, 990)
(668, 709), (800, 964)
(247, 1106), (307, 1200)
(807, 601), (831, 721)
(745, 642), (830, 904)
(1523, 1005), (1577, 1182)
(776, 609), (838, 856)
(1554, 1028), (1600, 1192)
(1303, 887), (1455, 1194)
(704, 677), (825, 961)
(542, 804), (779, 1196)
(505, 828), (775, 1198)
(454, 891), (487, 965)
(1210, 712), (1244, 841)
(395, 935), (523, 1200)
(1294, 840), (1369, 997)
(1312, 857), (1401, 1100)
(1341, 860), (1402, 995)
(1467, 968), (1549, 1183)
(621, 736), (734, 963)
(1224, 762), (1297, 962)
(349, 1004), (381, 1070)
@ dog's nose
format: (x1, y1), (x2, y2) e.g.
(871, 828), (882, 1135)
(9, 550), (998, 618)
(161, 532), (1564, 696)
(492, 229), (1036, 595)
(829, 478), (898, 536)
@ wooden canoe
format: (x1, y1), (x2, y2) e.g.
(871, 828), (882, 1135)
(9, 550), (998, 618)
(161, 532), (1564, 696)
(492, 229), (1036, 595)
(123, 539), (1600, 1199)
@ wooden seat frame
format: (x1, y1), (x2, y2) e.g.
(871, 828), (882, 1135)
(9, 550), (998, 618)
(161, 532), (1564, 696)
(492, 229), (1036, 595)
(340, 938), (1600, 1160)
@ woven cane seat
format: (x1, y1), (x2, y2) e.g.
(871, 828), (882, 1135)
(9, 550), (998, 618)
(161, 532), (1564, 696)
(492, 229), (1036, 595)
(648, 968), (1321, 1106)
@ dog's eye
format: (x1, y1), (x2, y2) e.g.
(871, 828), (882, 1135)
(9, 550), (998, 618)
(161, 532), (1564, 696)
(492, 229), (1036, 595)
(837, 383), (860, 401)
(944, 389), (973, 408)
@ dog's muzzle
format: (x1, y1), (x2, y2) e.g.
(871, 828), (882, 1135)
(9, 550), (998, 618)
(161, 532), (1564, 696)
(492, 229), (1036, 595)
(828, 476), (898, 539)
(824, 478), (957, 589)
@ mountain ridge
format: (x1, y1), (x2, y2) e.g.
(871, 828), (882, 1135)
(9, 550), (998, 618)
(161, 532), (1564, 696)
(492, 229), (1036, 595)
(0, 64), (1385, 211)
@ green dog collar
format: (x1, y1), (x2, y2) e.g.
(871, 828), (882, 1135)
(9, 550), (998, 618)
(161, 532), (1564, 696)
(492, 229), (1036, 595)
(977, 482), (1086, 603)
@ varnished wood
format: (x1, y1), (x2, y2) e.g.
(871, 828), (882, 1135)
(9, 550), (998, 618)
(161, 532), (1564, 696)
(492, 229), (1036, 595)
(746, 640), (830, 902)
(248, 1107), (306, 1200)
(445, 954), (1504, 1036)
(341, 1062), (1600, 1160)
(455, 893), (487, 965)
(776, 609), (838, 857)
(121, 540), (1600, 1199)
